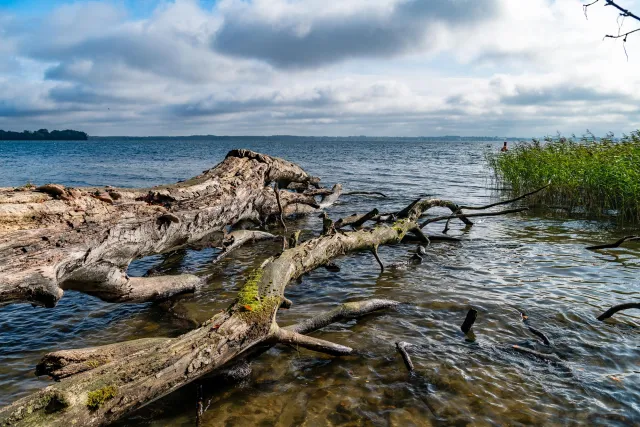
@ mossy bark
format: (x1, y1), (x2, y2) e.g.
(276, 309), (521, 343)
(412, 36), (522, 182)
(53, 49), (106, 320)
(0, 197), (450, 427)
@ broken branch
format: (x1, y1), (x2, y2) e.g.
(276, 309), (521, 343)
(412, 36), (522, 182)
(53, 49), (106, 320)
(285, 299), (400, 334)
(586, 235), (640, 250)
(597, 302), (640, 321)
(343, 191), (387, 198)
(420, 207), (528, 229)
(459, 184), (549, 210)
(395, 341), (416, 373)
(273, 328), (353, 356)
(371, 244), (385, 273)
(460, 308), (478, 334)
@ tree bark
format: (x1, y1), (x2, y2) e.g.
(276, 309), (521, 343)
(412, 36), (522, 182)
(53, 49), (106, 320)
(0, 150), (339, 308)
(0, 196), (457, 427)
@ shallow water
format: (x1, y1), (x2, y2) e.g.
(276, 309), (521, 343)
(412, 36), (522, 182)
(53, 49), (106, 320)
(0, 139), (638, 426)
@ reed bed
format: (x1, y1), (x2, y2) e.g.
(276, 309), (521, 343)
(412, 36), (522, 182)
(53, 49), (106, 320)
(487, 131), (640, 223)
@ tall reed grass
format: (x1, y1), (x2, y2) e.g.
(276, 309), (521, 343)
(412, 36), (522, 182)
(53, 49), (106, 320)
(487, 131), (640, 223)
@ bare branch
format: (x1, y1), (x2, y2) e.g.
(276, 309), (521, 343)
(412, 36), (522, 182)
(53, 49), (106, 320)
(586, 235), (640, 250)
(274, 183), (287, 232)
(212, 230), (278, 266)
(460, 308), (478, 334)
(335, 209), (379, 229)
(597, 302), (640, 321)
(520, 312), (551, 346)
(510, 345), (563, 364)
(395, 341), (416, 373)
(343, 191), (387, 198)
(274, 328), (354, 356)
(420, 207), (528, 229)
(371, 244), (385, 273)
(459, 183), (550, 211)
(584, 0), (640, 57)
(285, 299), (400, 334)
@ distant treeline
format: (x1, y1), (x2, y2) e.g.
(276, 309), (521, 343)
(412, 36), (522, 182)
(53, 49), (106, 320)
(0, 129), (88, 141)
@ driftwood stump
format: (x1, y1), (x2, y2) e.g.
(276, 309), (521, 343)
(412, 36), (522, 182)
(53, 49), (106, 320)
(0, 150), (339, 308)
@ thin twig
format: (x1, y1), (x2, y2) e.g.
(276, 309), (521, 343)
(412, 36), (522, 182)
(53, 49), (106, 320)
(274, 183), (287, 232)
(586, 235), (640, 250)
(520, 311), (551, 346)
(442, 217), (452, 233)
(343, 191), (387, 198)
(597, 302), (640, 321)
(396, 341), (415, 373)
(371, 244), (384, 273)
(460, 308), (478, 334)
(459, 183), (550, 210)
(420, 207), (528, 229)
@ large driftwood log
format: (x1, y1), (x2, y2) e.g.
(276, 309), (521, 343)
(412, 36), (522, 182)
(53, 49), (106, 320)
(0, 196), (462, 427)
(0, 150), (340, 308)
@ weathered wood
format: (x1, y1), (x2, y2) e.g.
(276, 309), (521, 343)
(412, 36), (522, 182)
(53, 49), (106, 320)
(212, 230), (279, 266)
(0, 150), (339, 308)
(460, 308), (478, 334)
(419, 207), (528, 229)
(510, 345), (563, 364)
(335, 209), (379, 230)
(342, 191), (387, 198)
(0, 197), (455, 427)
(285, 299), (399, 334)
(395, 341), (415, 373)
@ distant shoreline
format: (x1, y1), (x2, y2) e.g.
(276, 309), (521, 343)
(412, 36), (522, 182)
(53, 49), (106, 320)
(87, 135), (526, 141)
(0, 129), (88, 141)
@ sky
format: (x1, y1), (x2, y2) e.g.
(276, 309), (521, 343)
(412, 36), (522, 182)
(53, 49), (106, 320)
(0, 0), (639, 137)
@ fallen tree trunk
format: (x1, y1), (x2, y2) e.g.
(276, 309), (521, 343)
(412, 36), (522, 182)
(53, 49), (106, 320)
(0, 196), (462, 427)
(0, 150), (340, 308)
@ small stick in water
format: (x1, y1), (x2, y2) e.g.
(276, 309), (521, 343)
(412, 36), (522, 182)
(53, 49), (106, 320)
(371, 244), (384, 273)
(460, 308), (478, 334)
(520, 311), (551, 345)
(396, 341), (415, 373)
(527, 326), (551, 346)
(511, 345), (563, 364)
(587, 235), (640, 250)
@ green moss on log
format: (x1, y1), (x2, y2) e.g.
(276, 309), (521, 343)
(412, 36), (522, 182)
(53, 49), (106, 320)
(237, 268), (264, 312)
(84, 358), (106, 369)
(86, 385), (117, 410)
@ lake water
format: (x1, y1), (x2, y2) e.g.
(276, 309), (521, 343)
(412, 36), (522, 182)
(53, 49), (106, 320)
(0, 139), (638, 426)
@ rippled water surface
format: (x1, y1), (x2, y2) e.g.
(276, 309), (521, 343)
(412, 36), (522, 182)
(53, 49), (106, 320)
(1, 139), (638, 426)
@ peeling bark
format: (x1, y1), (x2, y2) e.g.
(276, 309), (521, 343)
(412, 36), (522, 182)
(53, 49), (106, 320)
(0, 196), (457, 427)
(0, 150), (339, 308)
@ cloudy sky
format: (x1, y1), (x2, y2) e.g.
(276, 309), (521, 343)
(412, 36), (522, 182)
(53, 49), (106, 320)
(1, 0), (639, 137)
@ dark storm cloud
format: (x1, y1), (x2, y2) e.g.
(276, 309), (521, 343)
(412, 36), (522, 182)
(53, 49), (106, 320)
(212, 0), (501, 68)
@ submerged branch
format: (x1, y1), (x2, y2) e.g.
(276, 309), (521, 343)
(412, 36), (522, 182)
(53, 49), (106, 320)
(420, 207), (528, 229)
(460, 308), (478, 334)
(459, 183), (550, 210)
(597, 302), (640, 321)
(586, 235), (640, 250)
(343, 191), (387, 198)
(395, 341), (416, 373)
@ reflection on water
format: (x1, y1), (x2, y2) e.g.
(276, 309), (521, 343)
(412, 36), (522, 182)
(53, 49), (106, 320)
(0, 139), (638, 425)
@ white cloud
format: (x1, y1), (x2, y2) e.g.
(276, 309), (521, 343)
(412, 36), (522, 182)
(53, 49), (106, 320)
(0, 0), (639, 136)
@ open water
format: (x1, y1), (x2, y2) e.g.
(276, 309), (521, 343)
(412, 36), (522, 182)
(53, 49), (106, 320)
(0, 138), (638, 426)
